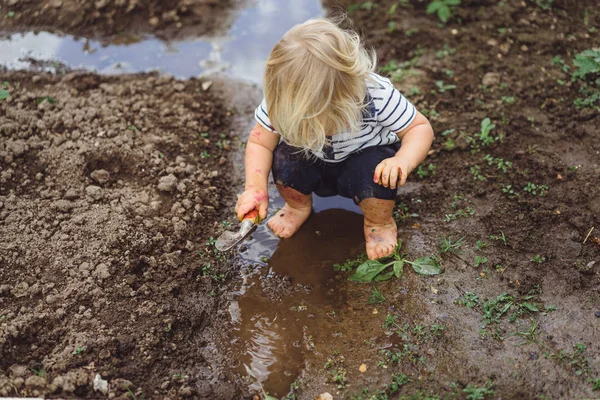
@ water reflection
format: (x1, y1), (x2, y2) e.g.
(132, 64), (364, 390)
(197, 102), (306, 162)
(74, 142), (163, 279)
(0, 0), (324, 83)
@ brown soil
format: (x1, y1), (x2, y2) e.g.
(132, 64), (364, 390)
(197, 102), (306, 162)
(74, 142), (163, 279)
(1, 0), (600, 399)
(0, 71), (253, 398)
(0, 0), (240, 41)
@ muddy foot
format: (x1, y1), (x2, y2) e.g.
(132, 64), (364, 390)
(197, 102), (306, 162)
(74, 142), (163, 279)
(364, 217), (398, 260)
(267, 203), (312, 238)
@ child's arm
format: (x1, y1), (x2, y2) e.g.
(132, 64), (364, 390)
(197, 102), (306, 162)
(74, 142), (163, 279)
(235, 123), (280, 220)
(373, 111), (434, 189)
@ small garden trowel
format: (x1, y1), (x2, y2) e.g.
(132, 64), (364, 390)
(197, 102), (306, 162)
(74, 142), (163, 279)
(215, 210), (261, 251)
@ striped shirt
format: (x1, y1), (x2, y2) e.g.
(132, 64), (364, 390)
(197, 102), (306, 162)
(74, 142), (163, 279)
(254, 73), (417, 163)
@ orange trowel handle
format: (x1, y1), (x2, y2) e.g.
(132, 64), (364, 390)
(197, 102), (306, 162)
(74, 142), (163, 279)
(241, 209), (261, 224)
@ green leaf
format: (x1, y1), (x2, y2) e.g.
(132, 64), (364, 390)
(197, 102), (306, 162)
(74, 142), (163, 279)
(446, 0), (462, 5)
(348, 260), (390, 282)
(393, 260), (404, 278)
(0, 89), (9, 100)
(409, 256), (442, 275)
(264, 396), (278, 400)
(374, 270), (395, 281)
(437, 5), (451, 23)
(426, 0), (443, 14)
(520, 302), (539, 312)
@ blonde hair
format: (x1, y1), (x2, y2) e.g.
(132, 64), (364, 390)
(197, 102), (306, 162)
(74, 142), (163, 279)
(264, 18), (376, 152)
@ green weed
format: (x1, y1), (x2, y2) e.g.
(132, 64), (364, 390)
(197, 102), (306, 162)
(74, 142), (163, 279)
(456, 292), (480, 308)
(463, 383), (495, 400)
(523, 182), (548, 196)
(474, 256), (488, 268)
(435, 80), (457, 93)
(489, 231), (508, 246)
(368, 287), (386, 304)
(439, 235), (466, 253)
(416, 163), (437, 179)
(426, 0), (461, 23)
(531, 254), (546, 263)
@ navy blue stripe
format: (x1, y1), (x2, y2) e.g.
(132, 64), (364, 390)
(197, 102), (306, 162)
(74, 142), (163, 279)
(334, 126), (383, 149)
(255, 112), (274, 131)
(389, 106), (416, 132)
(260, 105), (269, 117)
(332, 126), (375, 145)
(383, 101), (410, 129)
(379, 95), (404, 124)
(377, 89), (396, 116)
(333, 134), (376, 155)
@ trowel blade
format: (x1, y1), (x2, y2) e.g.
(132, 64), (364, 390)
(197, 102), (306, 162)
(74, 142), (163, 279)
(215, 221), (256, 252)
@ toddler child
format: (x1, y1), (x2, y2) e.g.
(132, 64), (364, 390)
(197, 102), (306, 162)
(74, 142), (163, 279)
(235, 18), (434, 260)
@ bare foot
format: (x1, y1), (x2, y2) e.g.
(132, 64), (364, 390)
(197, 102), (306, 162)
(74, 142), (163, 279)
(364, 217), (398, 260)
(267, 203), (312, 238)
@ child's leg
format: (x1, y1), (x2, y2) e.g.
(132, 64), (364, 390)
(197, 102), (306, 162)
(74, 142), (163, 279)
(267, 142), (321, 238)
(336, 144), (401, 260)
(360, 198), (397, 260)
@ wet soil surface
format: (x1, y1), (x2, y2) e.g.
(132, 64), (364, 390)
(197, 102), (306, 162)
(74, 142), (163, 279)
(222, 0), (600, 399)
(1, 0), (600, 399)
(0, 0), (240, 42)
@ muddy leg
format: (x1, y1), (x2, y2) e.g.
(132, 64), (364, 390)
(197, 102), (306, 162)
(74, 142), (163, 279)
(267, 185), (313, 238)
(360, 198), (398, 260)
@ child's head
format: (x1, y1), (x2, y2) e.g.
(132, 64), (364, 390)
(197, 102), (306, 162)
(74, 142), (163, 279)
(264, 18), (376, 152)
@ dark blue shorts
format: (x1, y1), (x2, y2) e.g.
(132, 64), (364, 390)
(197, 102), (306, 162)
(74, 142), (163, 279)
(272, 141), (401, 205)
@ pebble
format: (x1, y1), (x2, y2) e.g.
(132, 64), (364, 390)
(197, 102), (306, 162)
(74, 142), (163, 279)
(595, 311), (600, 318)
(95, 263), (110, 280)
(201, 81), (213, 91)
(86, 185), (103, 200)
(157, 174), (178, 192)
(90, 169), (110, 184)
(93, 374), (109, 395)
(64, 188), (79, 200)
(482, 72), (501, 87)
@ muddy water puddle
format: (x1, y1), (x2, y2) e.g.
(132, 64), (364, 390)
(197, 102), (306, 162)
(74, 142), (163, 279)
(231, 194), (365, 395)
(0, 0), (324, 84)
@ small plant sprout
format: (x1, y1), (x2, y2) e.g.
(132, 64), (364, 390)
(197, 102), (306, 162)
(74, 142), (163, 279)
(489, 231), (508, 246)
(439, 235), (466, 253)
(474, 256), (488, 267)
(470, 165), (487, 181)
(502, 184), (517, 198)
(474, 240), (487, 250)
(367, 287), (386, 304)
(456, 292), (480, 308)
(463, 382), (495, 399)
(477, 118), (498, 146)
(523, 182), (549, 196)
(72, 346), (85, 355)
(435, 80), (457, 93)
(426, 0), (462, 24)
(531, 254), (546, 263)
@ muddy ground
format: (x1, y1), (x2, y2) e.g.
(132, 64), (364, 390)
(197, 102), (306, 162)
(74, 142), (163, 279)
(1, 0), (600, 399)
(0, 71), (260, 399)
(0, 0), (240, 41)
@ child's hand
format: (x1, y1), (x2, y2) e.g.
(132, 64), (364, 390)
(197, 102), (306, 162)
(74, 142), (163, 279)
(373, 155), (412, 189)
(235, 188), (269, 221)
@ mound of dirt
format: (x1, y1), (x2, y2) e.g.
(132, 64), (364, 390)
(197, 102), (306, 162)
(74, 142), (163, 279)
(0, 71), (245, 398)
(0, 0), (240, 41)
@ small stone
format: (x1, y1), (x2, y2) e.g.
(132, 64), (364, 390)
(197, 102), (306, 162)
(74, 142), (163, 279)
(64, 188), (79, 200)
(93, 374), (109, 395)
(86, 185), (103, 200)
(149, 16), (159, 26)
(173, 83), (185, 92)
(50, 0), (62, 7)
(157, 174), (178, 192)
(482, 72), (501, 87)
(95, 263), (110, 280)
(52, 199), (74, 213)
(359, 363), (367, 373)
(317, 393), (333, 400)
(90, 169), (110, 184)
(594, 311), (600, 318)
(201, 81), (213, 91)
